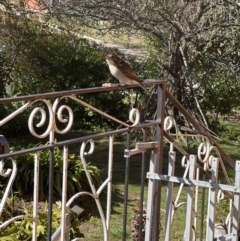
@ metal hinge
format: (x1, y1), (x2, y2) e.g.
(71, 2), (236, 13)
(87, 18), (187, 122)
(124, 141), (158, 158)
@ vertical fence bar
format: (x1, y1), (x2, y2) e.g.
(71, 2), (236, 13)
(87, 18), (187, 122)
(232, 161), (240, 241)
(200, 173), (206, 241)
(164, 151), (176, 241)
(139, 129), (146, 241)
(185, 155), (196, 241)
(145, 83), (165, 241)
(193, 166), (200, 241)
(47, 146), (54, 241)
(153, 83), (166, 241)
(145, 150), (158, 240)
(122, 132), (130, 241)
(206, 157), (219, 240)
(106, 135), (114, 240)
(32, 152), (40, 241)
(60, 145), (68, 241)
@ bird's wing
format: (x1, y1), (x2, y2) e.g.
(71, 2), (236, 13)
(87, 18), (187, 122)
(116, 60), (142, 82)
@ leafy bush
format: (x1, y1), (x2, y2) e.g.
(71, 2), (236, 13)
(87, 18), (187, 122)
(0, 16), (135, 135)
(0, 201), (83, 240)
(219, 124), (240, 142)
(1, 143), (101, 199)
(1, 13), (160, 136)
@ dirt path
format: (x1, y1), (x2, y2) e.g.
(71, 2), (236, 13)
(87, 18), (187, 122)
(82, 35), (147, 59)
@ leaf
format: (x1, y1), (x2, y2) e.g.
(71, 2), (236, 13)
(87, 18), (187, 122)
(0, 237), (17, 241)
(37, 225), (45, 236)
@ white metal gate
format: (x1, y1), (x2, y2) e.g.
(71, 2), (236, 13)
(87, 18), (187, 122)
(0, 81), (239, 240)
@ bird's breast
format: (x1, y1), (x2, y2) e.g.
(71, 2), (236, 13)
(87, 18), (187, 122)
(108, 64), (136, 85)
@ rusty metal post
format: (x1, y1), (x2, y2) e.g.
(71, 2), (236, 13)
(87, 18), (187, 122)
(145, 83), (165, 240)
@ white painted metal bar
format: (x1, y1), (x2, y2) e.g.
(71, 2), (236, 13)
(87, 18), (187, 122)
(232, 160), (240, 241)
(214, 233), (233, 240)
(200, 174), (206, 241)
(106, 135), (114, 238)
(193, 166), (200, 241)
(0, 102), (31, 126)
(184, 155), (196, 241)
(206, 157), (219, 240)
(145, 150), (157, 241)
(124, 142), (158, 158)
(0, 158), (17, 215)
(146, 173), (240, 193)
(124, 148), (143, 157)
(172, 161), (189, 222)
(137, 142), (159, 150)
(32, 152), (40, 241)
(0, 215), (26, 230)
(80, 140), (108, 241)
(60, 145), (69, 241)
(164, 151), (176, 241)
(122, 133), (130, 240)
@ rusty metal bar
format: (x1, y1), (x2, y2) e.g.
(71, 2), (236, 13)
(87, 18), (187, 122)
(69, 96), (131, 127)
(0, 80), (164, 104)
(165, 88), (235, 168)
(0, 121), (160, 160)
(145, 83), (166, 240)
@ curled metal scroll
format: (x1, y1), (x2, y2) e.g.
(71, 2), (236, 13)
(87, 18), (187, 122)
(28, 98), (74, 138)
(206, 155), (215, 171)
(181, 156), (188, 168)
(80, 139), (95, 159)
(129, 108), (140, 127)
(80, 139), (108, 241)
(0, 158), (17, 215)
(164, 116), (173, 131)
(52, 98), (74, 134)
(197, 139), (210, 164)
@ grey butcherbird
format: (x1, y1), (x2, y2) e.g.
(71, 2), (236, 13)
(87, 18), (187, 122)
(105, 54), (149, 94)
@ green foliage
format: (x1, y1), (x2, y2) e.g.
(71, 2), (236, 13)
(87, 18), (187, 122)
(0, 201), (83, 240)
(1, 16), (144, 134)
(2, 143), (101, 199)
(217, 121), (240, 142)
(196, 67), (240, 118)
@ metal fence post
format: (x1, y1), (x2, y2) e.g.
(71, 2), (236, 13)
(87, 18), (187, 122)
(145, 83), (165, 241)
(232, 160), (240, 241)
(206, 157), (219, 240)
(164, 151), (176, 241)
(184, 155), (197, 241)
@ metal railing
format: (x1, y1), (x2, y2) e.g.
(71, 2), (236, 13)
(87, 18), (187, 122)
(0, 80), (239, 241)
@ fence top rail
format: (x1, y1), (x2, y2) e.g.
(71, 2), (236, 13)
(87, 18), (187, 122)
(0, 80), (164, 104)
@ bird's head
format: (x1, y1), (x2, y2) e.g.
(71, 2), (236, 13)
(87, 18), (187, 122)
(105, 54), (120, 65)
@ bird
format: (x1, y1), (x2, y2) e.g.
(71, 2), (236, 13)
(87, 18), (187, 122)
(105, 54), (149, 93)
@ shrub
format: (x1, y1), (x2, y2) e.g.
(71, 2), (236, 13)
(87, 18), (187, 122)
(0, 201), (83, 240)
(1, 143), (101, 199)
